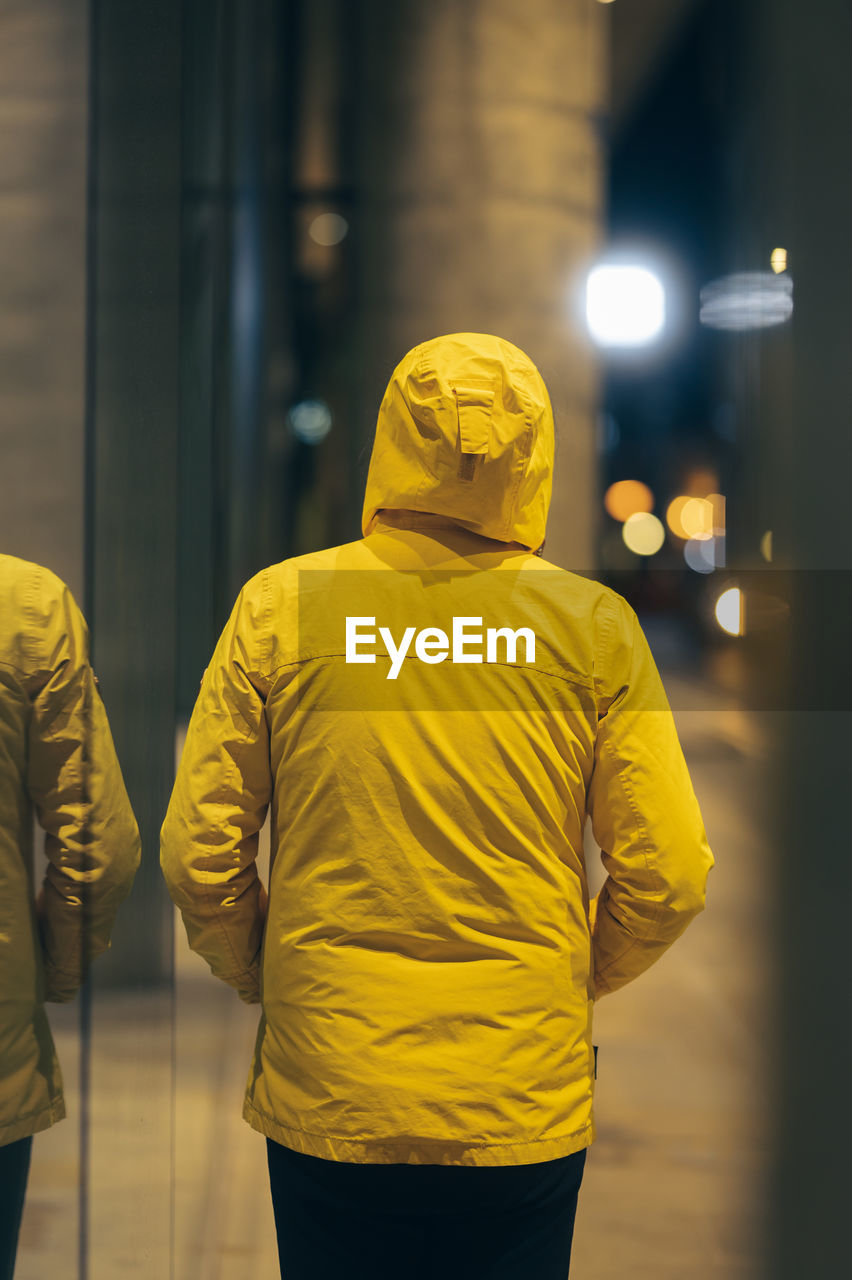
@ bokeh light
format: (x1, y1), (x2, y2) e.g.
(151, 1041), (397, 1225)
(684, 536), (720, 573)
(308, 213), (349, 246)
(708, 492), (726, 531)
(680, 497), (714, 539)
(288, 399), (333, 444)
(666, 495), (691, 539)
(622, 511), (665, 556)
(586, 265), (665, 347)
(715, 587), (743, 636)
(699, 271), (793, 330)
(760, 530), (773, 562)
(667, 491), (725, 540)
(604, 479), (654, 522)
(770, 247), (788, 274)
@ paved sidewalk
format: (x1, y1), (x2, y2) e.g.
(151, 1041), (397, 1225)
(572, 697), (772, 1278)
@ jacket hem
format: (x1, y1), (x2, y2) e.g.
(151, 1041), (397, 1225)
(242, 1099), (594, 1166)
(0, 1098), (65, 1148)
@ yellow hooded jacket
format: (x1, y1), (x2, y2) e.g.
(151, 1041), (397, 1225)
(161, 333), (714, 1166)
(0, 555), (140, 1146)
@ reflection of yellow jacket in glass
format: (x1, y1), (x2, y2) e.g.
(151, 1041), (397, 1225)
(161, 333), (714, 1166)
(0, 556), (140, 1147)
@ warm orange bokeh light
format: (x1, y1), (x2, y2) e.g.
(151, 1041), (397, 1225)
(604, 479), (654, 523)
(707, 492), (726, 531)
(667, 491), (726, 540)
(681, 497), (714, 539)
(666, 495), (692, 538)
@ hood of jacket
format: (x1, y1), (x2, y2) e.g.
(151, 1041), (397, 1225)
(361, 332), (554, 552)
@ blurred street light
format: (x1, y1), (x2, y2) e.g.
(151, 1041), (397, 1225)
(666, 495), (692, 539)
(308, 212), (349, 246)
(715, 587), (743, 636)
(604, 479), (654, 522)
(680, 496), (714, 539)
(684, 535), (724, 573)
(586, 264), (666, 346)
(622, 511), (665, 555)
(700, 271), (793, 330)
(770, 247), (788, 273)
(667, 490), (725, 541)
(287, 399), (333, 444)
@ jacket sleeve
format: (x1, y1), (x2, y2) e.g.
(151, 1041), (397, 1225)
(26, 576), (141, 1002)
(586, 595), (714, 997)
(160, 576), (271, 1003)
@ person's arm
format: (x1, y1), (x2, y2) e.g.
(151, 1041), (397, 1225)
(160, 575), (271, 1003)
(25, 575), (141, 1002)
(586, 594), (714, 998)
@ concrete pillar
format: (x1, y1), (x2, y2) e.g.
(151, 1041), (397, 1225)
(0, 5), (88, 1265)
(351, 0), (607, 570)
(0, 1), (88, 596)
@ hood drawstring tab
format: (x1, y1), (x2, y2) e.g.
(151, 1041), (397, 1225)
(455, 386), (493, 482)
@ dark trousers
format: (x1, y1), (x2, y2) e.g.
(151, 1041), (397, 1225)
(0, 1136), (32, 1280)
(267, 1138), (587, 1279)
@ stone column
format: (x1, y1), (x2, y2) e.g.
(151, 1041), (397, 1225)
(351, 0), (607, 570)
(0, 1), (88, 595)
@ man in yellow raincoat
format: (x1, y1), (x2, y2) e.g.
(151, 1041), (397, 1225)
(0, 555), (140, 1279)
(161, 333), (714, 1278)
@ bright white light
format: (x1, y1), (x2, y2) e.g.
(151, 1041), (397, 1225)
(288, 399), (332, 444)
(715, 587), (743, 636)
(308, 213), (349, 246)
(700, 272), (793, 331)
(586, 265), (665, 347)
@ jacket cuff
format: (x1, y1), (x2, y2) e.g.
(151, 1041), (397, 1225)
(42, 962), (84, 1003)
(221, 964), (261, 1004)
